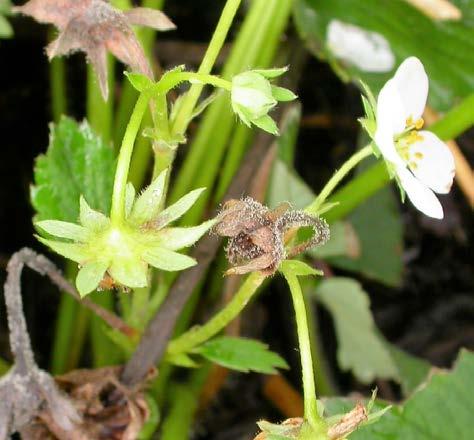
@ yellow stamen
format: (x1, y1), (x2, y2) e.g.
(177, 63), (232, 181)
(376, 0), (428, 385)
(414, 152), (424, 159)
(406, 116), (414, 127)
(415, 118), (424, 129)
(409, 161), (418, 170)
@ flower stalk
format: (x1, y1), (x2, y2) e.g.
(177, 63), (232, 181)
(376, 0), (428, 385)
(166, 271), (265, 357)
(306, 144), (373, 215)
(282, 269), (326, 435)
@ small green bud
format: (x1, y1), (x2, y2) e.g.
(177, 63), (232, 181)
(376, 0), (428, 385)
(231, 68), (297, 135)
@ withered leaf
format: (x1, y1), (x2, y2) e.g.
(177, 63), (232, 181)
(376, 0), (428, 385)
(14, 0), (175, 99)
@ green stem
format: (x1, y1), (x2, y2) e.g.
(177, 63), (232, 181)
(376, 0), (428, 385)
(110, 92), (150, 223)
(306, 144), (373, 215)
(282, 270), (326, 433)
(87, 60), (114, 143)
(166, 272), (265, 356)
(171, 0), (243, 135)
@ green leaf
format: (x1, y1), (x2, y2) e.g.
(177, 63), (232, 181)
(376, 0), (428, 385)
(31, 117), (115, 222)
(328, 173), (403, 287)
(168, 353), (199, 368)
(154, 188), (206, 228)
(386, 343), (430, 396)
(272, 85), (298, 102)
(129, 169), (167, 225)
(76, 260), (109, 297)
(279, 260), (323, 277)
(156, 219), (216, 250)
(293, 0), (474, 110)
(276, 104), (301, 166)
(310, 221), (360, 259)
(195, 337), (288, 374)
(325, 350), (474, 440)
(142, 247), (196, 271)
(268, 159), (314, 210)
(36, 220), (91, 242)
(124, 71), (154, 92)
(314, 277), (398, 383)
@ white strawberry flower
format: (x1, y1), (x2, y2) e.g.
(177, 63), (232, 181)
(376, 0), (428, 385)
(375, 57), (455, 219)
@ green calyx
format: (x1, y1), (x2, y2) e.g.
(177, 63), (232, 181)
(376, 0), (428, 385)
(230, 67), (297, 135)
(36, 169), (215, 297)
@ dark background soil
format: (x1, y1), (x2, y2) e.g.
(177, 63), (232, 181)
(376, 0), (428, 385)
(0, 2), (473, 439)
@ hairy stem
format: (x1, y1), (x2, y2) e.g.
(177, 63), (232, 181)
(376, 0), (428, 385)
(167, 272), (265, 356)
(306, 144), (373, 215)
(171, 0), (243, 135)
(282, 269), (326, 433)
(110, 92), (150, 223)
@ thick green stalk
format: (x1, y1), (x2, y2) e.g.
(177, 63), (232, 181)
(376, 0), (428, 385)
(306, 144), (373, 215)
(166, 272), (265, 356)
(87, 60), (114, 144)
(282, 270), (326, 434)
(49, 57), (67, 121)
(170, 0), (243, 135)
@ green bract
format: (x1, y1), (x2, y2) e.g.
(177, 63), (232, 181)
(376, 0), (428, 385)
(35, 169), (215, 297)
(231, 67), (297, 135)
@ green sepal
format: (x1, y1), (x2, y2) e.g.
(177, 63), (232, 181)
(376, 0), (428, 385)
(253, 66), (289, 78)
(316, 201), (340, 216)
(124, 71), (154, 92)
(142, 247), (197, 271)
(79, 196), (110, 232)
(152, 188), (206, 228)
(76, 260), (109, 297)
(124, 183), (136, 219)
(129, 169), (167, 225)
(168, 353), (199, 368)
(253, 115), (279, 135)
(35, 220), (91, 242)
(36, 236), (90, 263)
(271, 85), (298, 102)
(109, 258), (149, 288)
(156, 219), (217, 250)
(279, 259), (323, 277)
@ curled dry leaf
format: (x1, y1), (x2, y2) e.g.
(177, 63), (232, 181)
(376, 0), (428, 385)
(214, 197), (329, 276)
(328, 402), (368, 440)
(22, 366), (156, 440)
(14, 0), (175, 99)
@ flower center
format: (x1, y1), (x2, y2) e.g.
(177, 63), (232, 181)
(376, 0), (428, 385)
(395, 116), (425, 170)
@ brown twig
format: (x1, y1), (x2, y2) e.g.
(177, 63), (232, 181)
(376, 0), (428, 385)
(0, 249), (81, 439)
(3, 248), (135, 337)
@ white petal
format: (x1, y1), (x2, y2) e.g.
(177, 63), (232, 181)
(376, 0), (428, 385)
(393, 57), (428, 121)
(408, 131), (455, 194)
(326, 20), (395, 72)
(376, 78), (406, 137)
(374, 126), (406, 167)
(397, 166), (443, 219)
